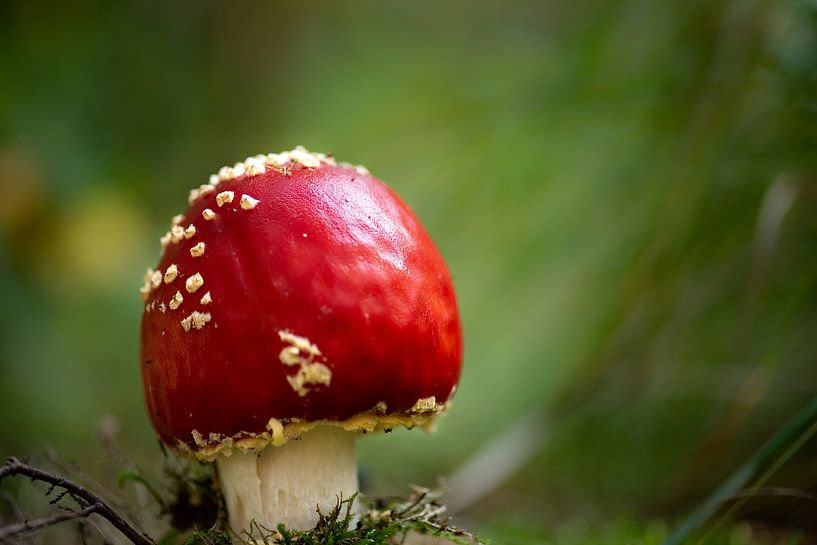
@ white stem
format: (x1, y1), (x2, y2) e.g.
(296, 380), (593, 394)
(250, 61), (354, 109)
(216, 426), (358, 537)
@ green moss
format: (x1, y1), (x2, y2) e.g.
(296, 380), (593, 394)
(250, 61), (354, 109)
(149, 454), (481, 545)
(177, 489), (482, 545)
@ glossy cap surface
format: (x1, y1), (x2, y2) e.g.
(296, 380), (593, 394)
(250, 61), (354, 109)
(139, 149), (462, 457)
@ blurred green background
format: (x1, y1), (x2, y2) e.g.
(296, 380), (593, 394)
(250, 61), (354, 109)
(2, 1), (817, 543)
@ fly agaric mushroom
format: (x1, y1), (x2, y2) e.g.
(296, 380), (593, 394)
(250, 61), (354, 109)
(139, 147), (462, 536)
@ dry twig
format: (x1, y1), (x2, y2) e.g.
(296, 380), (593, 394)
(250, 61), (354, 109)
(0, 457), (154, 545)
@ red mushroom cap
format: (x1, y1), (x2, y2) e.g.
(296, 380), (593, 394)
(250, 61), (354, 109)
(140, 148), (462, 459)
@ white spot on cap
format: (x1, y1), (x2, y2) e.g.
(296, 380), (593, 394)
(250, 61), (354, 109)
(266, 152), (289, 166)
(151, 270), (162, 288)
(186, 272), (204, 293)
(277, 330), (330, 396)
(160, 232), (172, 248)
(279, 346), (302, 367)
(278, 331), (322, 357)
(232, 163), (246, 177)
(200, 291), (212, 305)
(169, 291), (183, 310)
(181, 311), (211, 331)
(218, 166), (233, 181)
(139, 268), (154, 301)
(287, 363), (332, 397)
(171, 225), (185, 243)
(192, 311), (211, 329)
(190, 242), (205, 257)
(164, 264), (179, 284)
(290, 147), (321, 168)
(216, 191), (234, 207)
(188, 184), (215, 204)
(143, 268), (153, 282)
(410, 396), (437, 413)
(209, 174), (219, 186)
(171, 214), (184, 226)
(240, 194), (260, 210)
(314, 152), (337, 166)
(245, 158), (266, 176)
(184, 224), (196, 239)
(202, 208), (216, 221)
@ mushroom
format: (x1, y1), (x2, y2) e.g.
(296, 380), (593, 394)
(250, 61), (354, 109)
(139, 147), (462, 537)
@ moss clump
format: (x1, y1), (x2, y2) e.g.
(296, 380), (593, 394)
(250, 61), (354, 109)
(179, 488), (482, 545)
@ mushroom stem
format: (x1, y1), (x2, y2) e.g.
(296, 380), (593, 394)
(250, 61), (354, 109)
(216, 426), (358, 537)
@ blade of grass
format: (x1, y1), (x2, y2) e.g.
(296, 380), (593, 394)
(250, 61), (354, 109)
(661, 395), (817, 545)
